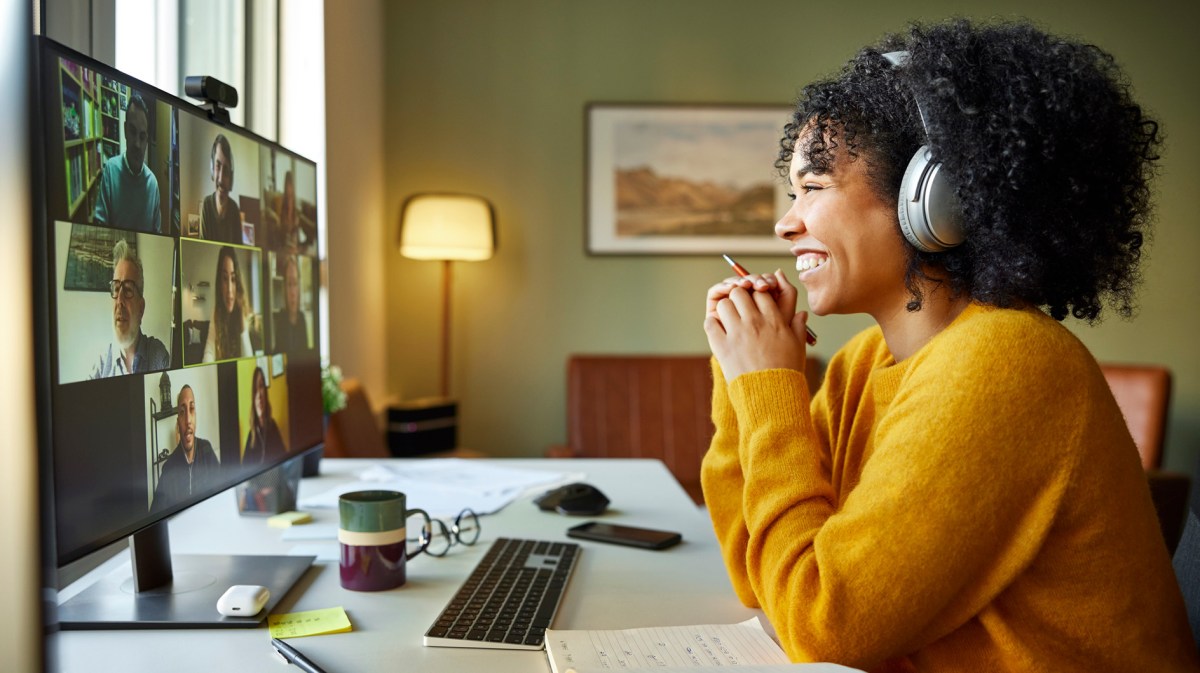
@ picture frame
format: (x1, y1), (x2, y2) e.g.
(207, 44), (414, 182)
(586, 103), (794, 256)
(63, 223), (136, 291)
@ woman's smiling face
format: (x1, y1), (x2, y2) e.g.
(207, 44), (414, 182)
(220, 255), (238, 314)
(775, 134), (911, 320)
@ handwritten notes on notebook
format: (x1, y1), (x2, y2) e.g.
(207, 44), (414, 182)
(544, 617), (865, 673)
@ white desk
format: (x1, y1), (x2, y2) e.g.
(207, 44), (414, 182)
(50, 458), (763, 673)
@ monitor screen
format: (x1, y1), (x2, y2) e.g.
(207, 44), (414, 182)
(33, 37), (323, 628)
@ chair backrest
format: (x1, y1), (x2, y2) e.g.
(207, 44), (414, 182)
(1173, 465), (1200, 651)
(1151, 471), (1191, 557)
(324, 377), (389, 458)
(1100, 363), (1172, 470)
(561, 355), (823, 505)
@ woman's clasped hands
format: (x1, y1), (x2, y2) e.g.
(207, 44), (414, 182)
(703, 269), (811, 381)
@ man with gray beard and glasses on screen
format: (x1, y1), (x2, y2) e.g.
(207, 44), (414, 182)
(89, 239), (169, 378)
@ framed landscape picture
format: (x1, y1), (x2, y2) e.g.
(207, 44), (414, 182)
(63, 222), (137, 291)
(586, 103), (793, 255)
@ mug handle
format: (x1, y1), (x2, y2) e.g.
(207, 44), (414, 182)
(406, 508), (432, 560)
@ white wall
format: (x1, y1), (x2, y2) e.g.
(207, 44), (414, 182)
(323, 0), (388, 406)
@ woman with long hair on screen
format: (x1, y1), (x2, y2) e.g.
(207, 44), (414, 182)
(202, 245), (253, 362)
(237, 365), (292, 513)
(275, 169), (300, 251)
(243, 366), (286, 464)
(700, 18), (1196, 671)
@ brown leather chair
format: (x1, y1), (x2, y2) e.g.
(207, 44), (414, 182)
(549, 355), (823, 505)
(1100, 363), (1171, 470)
(1099, 363), (1187, 553)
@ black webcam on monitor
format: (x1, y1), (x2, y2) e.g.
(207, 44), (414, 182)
(184, 75), (238, 124)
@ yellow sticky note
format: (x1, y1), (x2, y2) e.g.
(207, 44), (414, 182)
(268, 511), (313, 528)
(268, 607), (353, 639)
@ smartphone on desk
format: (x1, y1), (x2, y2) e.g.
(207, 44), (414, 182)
(567, 521), (682, 550)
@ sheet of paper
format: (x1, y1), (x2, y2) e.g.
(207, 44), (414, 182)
(297, 459), (583, 518)
(546, 617), (789, 671)
(268, 606), (352, 638)
(667, 662), (864, 667)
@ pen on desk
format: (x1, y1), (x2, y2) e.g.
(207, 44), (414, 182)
(722, 254), (818, 346)
(272, 637), (329, 673)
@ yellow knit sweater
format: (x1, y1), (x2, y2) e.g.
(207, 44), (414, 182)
(701, 303), (1198, 672)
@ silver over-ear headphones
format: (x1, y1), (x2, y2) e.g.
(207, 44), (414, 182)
(881, 51), (965, 253)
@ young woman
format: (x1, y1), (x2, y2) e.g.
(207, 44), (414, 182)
(275, 170), (300, 252)
(203, 245), (254, 362)
(701, 19), (1197, 671)
(243, 366), (287, 465)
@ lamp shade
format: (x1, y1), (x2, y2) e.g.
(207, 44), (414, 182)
(399, 193), (496, 261)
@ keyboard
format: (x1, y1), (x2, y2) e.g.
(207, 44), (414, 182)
(423, 537), (581, 650)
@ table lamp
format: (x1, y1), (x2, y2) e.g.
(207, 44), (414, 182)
(398, 193), (496, 399)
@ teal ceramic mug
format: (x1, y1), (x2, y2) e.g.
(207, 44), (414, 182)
(338, 490), (431, 591)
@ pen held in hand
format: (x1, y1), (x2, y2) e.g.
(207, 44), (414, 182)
(722, 254), (818, 346)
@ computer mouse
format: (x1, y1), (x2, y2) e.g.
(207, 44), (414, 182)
(534, 482), (611, 516)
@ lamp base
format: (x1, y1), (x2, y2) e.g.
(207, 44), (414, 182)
(387, 397), (458, 456)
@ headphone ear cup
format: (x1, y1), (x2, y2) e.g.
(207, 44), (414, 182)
(897, 145), (965, 252)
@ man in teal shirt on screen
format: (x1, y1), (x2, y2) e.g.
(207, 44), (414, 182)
(93, 90), (161, 233)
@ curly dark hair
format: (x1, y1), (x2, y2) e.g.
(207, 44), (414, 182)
(777, 18), (1161, 322)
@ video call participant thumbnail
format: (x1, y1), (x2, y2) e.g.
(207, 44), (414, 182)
(179, 240), (263, 366)
(243, 364), (287, 464)
(90, 238), (170, 378)
(54, 222), (175, 384)
(260, 148), (318, 255)
(204, 245), (257, 362)
(272, 254), (312, 352)
(152, 384), (219, 511)
(274, 170), (300, 252)
(93, 91), (161, 233)
(235, 357), (296, 513)
(200, 133), (242, 244)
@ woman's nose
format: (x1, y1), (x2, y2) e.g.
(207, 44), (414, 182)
(774, 201), (805, 241)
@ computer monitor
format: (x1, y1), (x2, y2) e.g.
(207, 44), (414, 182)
(31, 36), (325, 629)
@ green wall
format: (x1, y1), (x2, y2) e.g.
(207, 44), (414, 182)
(382, 0), (1200, 470)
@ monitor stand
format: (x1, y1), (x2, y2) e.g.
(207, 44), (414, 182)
(57, 519), (314, 630)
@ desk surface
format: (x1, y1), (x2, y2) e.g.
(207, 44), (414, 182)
(50, 458), (763, 673)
